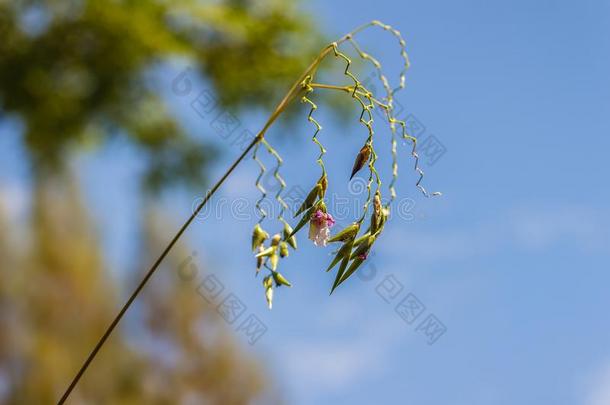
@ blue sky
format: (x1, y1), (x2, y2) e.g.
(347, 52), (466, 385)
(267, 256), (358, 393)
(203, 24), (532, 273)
(1, 0), (610, 404)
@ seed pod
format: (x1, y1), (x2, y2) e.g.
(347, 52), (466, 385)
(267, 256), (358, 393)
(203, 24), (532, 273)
(350, 144), (371, 180)
(279, 241), (289, 258)
(251, 224), (269, 251)
(328, 222), (360, 243)
(272, 271), (292, 287)
(283, 222), (297, 249)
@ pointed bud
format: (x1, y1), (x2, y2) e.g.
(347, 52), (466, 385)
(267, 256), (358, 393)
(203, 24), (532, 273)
(371, 191), (383, 234)
(263, 276), (274, 309)
(255, 246), (276, 258)
(279, 241), (289, 258)
(380, 207), (390, 230)
(283, 223), (297, 249)
(269, 252), (279, 271)
(328, 222), (360, 243)
(353, 232), (371, 247)
(331, 236), (375, 294)
(294, 183), (322, 217)
(336, 256), (365, 289)
(326, 240), (354, 272)
(289, 206), (314, 239)
(350, 144), (371, 180)
(256, 245), (265, 274)
(272, 271), (292, 287)
(251, 224), (269, 251)
(351, 235), (375, 261)
(330, 251), (353, 294)
(319, 173), (328, 197)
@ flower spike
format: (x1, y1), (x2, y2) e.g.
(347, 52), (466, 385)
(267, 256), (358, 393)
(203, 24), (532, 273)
(246, 20), (442, 308)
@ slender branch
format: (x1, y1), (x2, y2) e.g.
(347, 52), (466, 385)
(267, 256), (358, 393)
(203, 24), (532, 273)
(58, 41), (335, 405)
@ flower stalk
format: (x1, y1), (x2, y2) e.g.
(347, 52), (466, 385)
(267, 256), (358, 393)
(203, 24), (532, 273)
(58, 20), (442, 404)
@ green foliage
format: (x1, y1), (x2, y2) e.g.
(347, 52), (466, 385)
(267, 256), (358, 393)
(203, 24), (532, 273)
(0, 0), (325, 190)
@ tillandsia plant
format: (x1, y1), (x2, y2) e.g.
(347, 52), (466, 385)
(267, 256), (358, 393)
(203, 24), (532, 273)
(248, 21), (442, 308)
(59, 20), (441, 404)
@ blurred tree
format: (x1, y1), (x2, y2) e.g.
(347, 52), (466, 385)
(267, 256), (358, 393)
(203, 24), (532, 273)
(0, 176), (273, 403)
(0, 0), (326, 191)
(138, 210), (270, 404)
(0, 1), (328, 400)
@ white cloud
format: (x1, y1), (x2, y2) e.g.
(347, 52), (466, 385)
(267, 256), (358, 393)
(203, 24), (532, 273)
(585, 361), (610, 405)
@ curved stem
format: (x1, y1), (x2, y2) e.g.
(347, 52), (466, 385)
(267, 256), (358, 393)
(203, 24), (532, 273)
(58, 41), (337, 405)
(57, 22), (386, 404)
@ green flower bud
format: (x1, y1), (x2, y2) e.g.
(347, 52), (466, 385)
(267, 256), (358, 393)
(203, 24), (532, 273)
(325, 240), (354, 272)
(328, 222), (360, 243)
(270, 252), (279, 271)
(263, 275), (274, 309)
(279, 241), (289, 258)
(337, 256), (365, 287)
(371, 191), (383, 234)
(251, 224), (269, 251)
(272, 271), (292, 287)
(351, 235), (375, 260)
(255, 246), (276, 258)
(283, 222), (297, 249)
(353, 232), (371, 247)
(330, 250), (352, 294)
(288, 205), (315, 239)
(319, 173), (328, 197)
(256, 245), (265, 274)
(294, 183), (322, 217)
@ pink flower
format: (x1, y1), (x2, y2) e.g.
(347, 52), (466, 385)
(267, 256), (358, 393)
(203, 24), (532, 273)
(308, 210), (335, 247)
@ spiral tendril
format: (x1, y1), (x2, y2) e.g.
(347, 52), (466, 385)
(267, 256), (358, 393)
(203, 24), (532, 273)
(253, 143), (268, 224)
(261, 138), (289, 227)
(347, 25), (439, 200)
(331, 44), (381, 222)
(301, 76), (327, 179)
